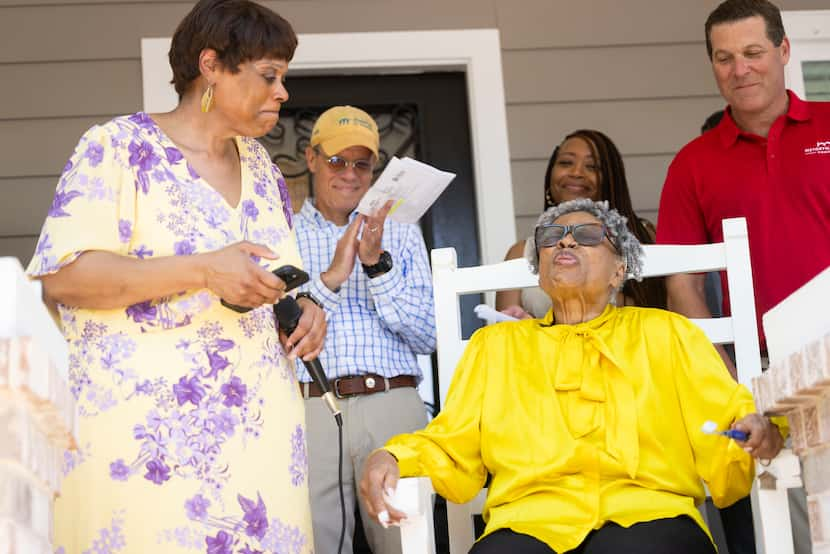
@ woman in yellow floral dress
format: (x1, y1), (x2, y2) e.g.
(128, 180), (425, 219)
(26, 1), (324, 552)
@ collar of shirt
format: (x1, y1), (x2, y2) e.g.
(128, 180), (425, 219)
(717, 89), (811, 148)
(299, 198), (360, 232)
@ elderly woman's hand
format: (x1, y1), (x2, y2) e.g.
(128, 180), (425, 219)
(359, 450), (407, 528)
(732, 414), (785, 460)
(279, 296), (326, 361)
(202, 241), (284, 308)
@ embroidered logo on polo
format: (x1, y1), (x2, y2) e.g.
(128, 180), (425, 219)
(804, 140), (830, 156)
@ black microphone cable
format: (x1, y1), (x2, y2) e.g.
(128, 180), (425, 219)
(274, 297), (346, 554)
(336, 417), (345, 554)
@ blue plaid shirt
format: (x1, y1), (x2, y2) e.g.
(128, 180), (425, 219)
(293, 199), (436, 383)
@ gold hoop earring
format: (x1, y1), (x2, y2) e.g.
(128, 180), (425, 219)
(201, 85), (214, 113)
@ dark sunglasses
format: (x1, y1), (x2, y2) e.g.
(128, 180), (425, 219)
(534, 223), (618, 252)
(315, 149), (374, 175)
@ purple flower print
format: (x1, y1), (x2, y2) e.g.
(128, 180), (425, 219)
(133, 423), (147, 440)
(134, 379), (153, 395)
(239, 546), (263, 554)
(187, 162), (200, 180)
(276, 174), (293, 229)
(214, 338), (235, 352)
(253, 179), (267, 198)
(63, 159), (74, 174)
(84, 141), (105, 167)
(184, 493), (211, 521)
(63, 444), (88, 477)
(205, 350), (230, 379)
(118, 219), (132, 244)
(261, 518), (307, 553)
(146, 409), (165, 431)
(242, 200), (259, 220)
(48, 190), (83, 217)
(174, 240), (195, 256)
(128, 112), (155, 129)
(130, 244), (153, 259)
(289, 425), (307, 487)
(136, 171), (150, 194)
(126, 301), (157, 324)
(85, 511), (127, 553)
(173, 375), (206, 407)
(205, 530), (233, 554)
(128, 140), (160, 172)
(165, 146), (184, 164)
(35, 233), (53, 255)
(220, 376), (247, 407)
(109, 459), (130, 481)
(238, 493), (269, 540)
(212, 409), (239, 438)
(144, 459), (171, 485)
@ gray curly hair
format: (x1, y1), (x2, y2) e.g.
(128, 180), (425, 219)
(525, 198), (644, 281)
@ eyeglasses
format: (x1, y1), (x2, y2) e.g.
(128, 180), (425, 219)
(534, 223), (617, 252)
(315, 149), (374, 176)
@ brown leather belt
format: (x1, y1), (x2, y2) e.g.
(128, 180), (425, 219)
(300, 374), (417, 399)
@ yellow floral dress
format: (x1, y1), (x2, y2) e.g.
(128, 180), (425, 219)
(27, 113), (313, 554)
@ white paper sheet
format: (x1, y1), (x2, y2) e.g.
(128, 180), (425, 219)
(356, 157), (455, 223)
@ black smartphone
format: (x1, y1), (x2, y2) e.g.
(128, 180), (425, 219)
(272, 264), (309, 292)
(221, 265), (310, 313)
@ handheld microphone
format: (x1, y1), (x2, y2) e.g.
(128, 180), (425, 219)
(274, 296), (341, 423)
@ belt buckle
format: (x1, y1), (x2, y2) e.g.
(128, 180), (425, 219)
(333, 378), (347, 399)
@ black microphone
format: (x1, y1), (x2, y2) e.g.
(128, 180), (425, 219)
(274, 296), (341, 423)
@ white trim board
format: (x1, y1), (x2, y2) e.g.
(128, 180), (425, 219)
(141, 29), (517, 267)
(783, 10), (830, 99)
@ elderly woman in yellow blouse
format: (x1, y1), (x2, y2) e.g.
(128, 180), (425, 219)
(359, 198), (784, 554)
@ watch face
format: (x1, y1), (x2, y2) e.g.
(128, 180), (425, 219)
(364, 251), (392, 277)
(378, 251), (392, 269)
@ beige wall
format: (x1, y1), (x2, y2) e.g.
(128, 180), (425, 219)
(0, 0), (825, 264)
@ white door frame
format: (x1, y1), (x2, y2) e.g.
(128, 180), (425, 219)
(783, 10), (830, 98)
(141, 29), (517, 267)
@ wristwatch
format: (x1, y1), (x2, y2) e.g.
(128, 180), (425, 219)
(362, 250), (393, 278)
(295, 291), (324, 310)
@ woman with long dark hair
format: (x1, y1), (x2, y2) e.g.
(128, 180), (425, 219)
(497, 129), (665, 317)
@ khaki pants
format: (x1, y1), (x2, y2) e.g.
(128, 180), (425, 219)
(304, 386), (428, 554)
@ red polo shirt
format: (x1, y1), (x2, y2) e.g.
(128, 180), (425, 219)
(657, 91), (830, 347)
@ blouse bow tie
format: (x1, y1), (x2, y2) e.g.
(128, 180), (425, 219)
(547, 309), (640, 479)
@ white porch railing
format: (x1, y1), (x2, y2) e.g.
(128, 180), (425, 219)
(0, 257), (75, 553)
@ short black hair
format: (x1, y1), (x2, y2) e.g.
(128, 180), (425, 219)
(705, 0), (785, 60)
(169, 0), (298, 97)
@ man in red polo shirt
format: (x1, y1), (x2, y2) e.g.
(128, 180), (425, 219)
(658, 0), (830, 359)
(657, 1), (828, 553)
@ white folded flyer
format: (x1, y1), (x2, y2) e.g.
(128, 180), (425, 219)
(356, 156), (456, 224)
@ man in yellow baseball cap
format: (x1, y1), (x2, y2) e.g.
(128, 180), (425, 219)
(294, 106), (436, 554)
(309, 105), (380, 159)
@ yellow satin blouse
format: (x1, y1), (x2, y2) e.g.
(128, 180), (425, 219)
(385, 305), (756, 553)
